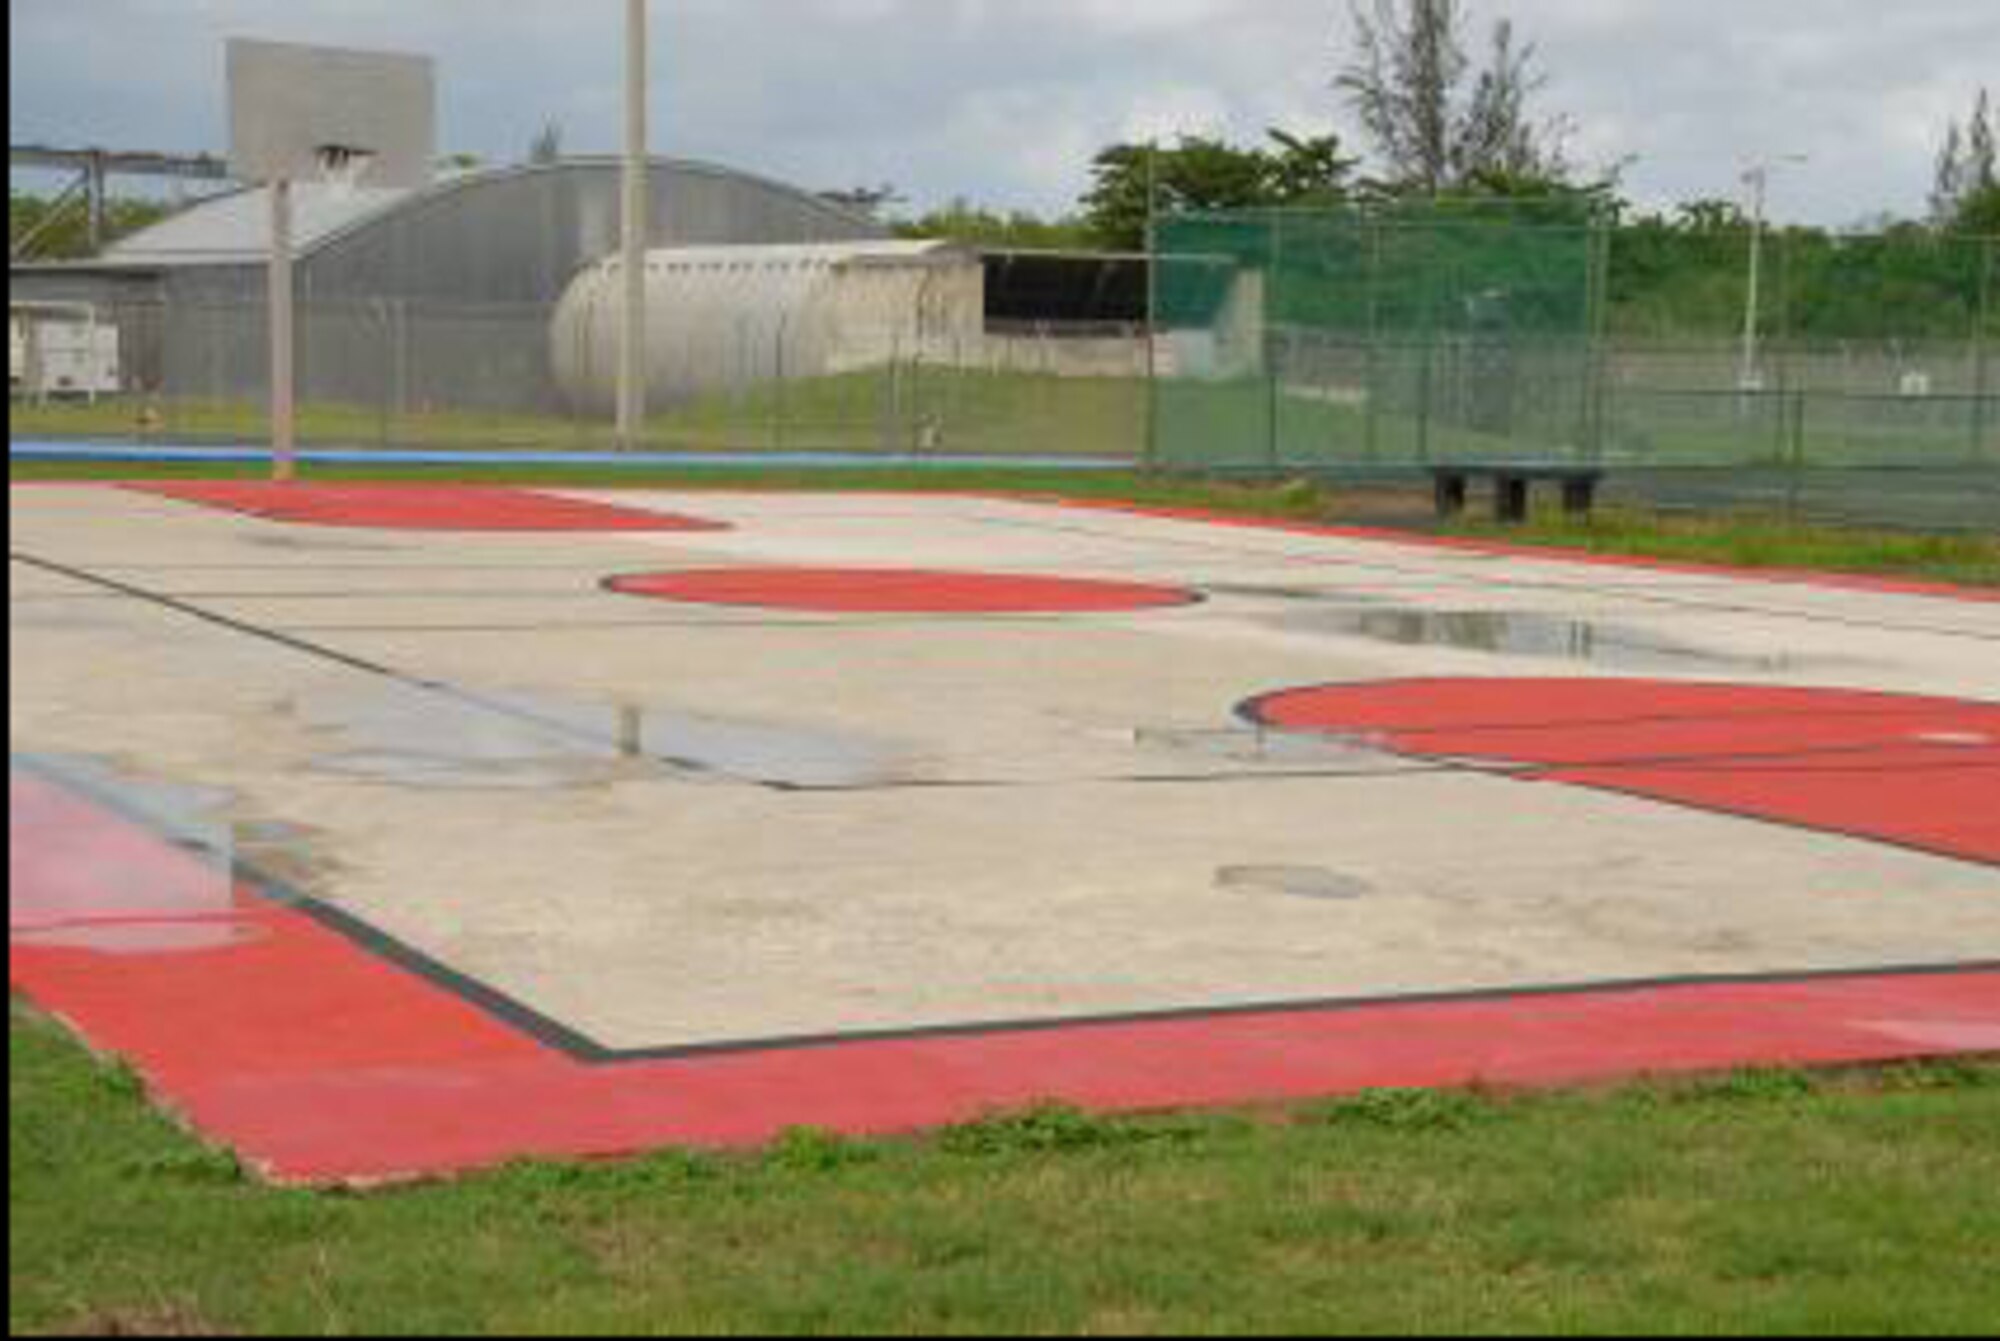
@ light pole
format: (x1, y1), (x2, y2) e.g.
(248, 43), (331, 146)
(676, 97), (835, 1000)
(1739, 154), (1807, 392)
(617, 0), (650, 450)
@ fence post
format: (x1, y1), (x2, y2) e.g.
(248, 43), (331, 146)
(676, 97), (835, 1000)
(1364, 216), (1381, 464)
(1267, 212), (1282, 477)
(1976, 236), (1994, 464)
(772, 316), (787, 455)
(1144, 215), (1160, 472)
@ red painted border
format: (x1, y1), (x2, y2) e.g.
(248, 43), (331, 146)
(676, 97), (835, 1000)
(12, 764), (1998, 1185)
(121, 481), (729, 533)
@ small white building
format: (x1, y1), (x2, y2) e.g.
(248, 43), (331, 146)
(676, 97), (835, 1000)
(9, 303), (121, 401)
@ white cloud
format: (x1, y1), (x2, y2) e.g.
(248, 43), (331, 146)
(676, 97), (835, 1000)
(10, 0), (1999, 226)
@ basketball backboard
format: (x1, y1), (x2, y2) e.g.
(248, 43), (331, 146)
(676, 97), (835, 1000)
(227, 39), (436, 189)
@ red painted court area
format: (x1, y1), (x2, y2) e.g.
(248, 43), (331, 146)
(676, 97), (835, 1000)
(606, 567), (1203, 614)
(125, 481), (728, 532)
(11, 756), (1998, 1185)
(1244, 679), (2000, 866)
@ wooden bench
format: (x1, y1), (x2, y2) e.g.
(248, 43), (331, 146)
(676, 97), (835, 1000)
(1428, 463), (1605, 524)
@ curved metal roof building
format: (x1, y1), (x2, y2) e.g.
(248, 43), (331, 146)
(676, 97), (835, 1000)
(30, 157), (885, 306)
(10, 157), (887, 409)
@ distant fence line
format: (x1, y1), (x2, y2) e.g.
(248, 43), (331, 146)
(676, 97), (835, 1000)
(10, 210), (1999, 527)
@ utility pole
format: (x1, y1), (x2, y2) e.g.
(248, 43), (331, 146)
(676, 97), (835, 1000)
(617, 0), (650, 450)
(1739, 154), (1807, 392)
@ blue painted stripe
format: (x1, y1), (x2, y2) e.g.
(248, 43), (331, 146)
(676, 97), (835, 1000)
(10, 439), (1131, 472)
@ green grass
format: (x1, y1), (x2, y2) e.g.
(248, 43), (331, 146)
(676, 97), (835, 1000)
(8, 367), (1149, 460)
(1448, 507), (2000, 587)
(11, 1003), (2000, 1335)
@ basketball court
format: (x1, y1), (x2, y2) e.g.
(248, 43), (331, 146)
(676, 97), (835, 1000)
(10, 479), (1999, 1182)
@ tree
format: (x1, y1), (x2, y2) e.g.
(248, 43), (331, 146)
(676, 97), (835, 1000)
(818, 185), (904, 219)
(1960, 183), (2000, 237)
(527, 121), (564, 166)
(10, 189), (176, 261)
(1080, 130), (1359, 249)
(892, 200), (1092, 250)
(1932, 88), (1997, 228)
(1336, 0), (1573, 195)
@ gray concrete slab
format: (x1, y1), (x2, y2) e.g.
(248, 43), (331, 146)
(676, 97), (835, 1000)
(11, 484), (1998, 1052)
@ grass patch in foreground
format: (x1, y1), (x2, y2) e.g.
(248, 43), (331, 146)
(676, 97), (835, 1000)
(1446, 506), (2000, 587)
(10, 1002), (2000, 1335)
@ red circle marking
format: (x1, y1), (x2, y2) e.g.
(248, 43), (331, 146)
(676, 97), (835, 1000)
(1243, 678), (2000, 865)
(606, 567), (1203, 614)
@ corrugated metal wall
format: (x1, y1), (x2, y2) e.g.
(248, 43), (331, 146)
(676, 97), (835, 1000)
(13, 159), (888, 412)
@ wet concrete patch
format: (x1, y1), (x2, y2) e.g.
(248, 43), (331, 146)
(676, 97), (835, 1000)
(244, 534), (410, 554)
(1216, 865), (1374, 901)
(1132, 726), (1405, 770)
(292, 686), (915, 792)
(1274, 608), (1807, 674)
(1204, 583), (1387, 605)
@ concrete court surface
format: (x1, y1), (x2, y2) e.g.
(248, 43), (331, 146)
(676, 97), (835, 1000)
(10, 480), (2000, 1178)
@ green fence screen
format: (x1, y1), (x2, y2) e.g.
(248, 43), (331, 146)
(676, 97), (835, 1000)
(1150, 205), (1999, 526)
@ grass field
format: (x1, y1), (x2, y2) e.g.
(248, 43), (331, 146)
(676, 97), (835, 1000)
(10, 1002), (1999, 1335)
(11, 457), (1998, 586)
(17, 369), (1993, 472)
(8, 367), (1149, 461)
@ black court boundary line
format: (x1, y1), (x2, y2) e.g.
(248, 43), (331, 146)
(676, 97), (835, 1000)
(1236, 677), (2000, 873)
(13, 753), (2000, 1068)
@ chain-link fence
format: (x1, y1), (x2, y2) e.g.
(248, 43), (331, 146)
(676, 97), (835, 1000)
(11, 292), (1150, 463)
(13, 206), (1997, 525)
(1152, 207), (1999, 528)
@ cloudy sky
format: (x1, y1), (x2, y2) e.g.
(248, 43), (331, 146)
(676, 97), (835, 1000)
(10, 0), (1998, 226)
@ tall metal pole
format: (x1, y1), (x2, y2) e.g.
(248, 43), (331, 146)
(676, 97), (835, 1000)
(1739, 154), (1807, 394)
(269, 176), (297, 482)
(1142, 139), (1159, 472)
(1740, 165), (1768, 393)
(617, 0), (650, 449)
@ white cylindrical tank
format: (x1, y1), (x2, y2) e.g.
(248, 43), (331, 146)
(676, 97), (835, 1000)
(549, 240), (981, 415)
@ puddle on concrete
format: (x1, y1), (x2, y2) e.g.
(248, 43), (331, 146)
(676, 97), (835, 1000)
(244, 534), (407, 554)
(292, 686), (913, 791)
(1273, 608), (1805, 674)
(1217, 865), (1373, 901)
(1132, 725), (1399, 768)
(1205, 583), (1387, 605)
(12, 921), (270, 956)
(10, 753), (335, 956)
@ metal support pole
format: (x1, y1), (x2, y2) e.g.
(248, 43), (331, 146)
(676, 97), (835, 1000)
(1267, 213), (1282, 476)
(268, 177), (297, 483)
(86, 152), (108, 255)
(1976, 237), (1994, 463)
(616, 0), (650, 449)
(1740, 167), (1767, 393)
(1142, 141), (1160, 472)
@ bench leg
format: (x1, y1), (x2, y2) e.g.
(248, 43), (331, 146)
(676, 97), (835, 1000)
(1434, 475), (1468, 519)
(1496, 476), (1530, 524)
(1562, 477), (1598, 517)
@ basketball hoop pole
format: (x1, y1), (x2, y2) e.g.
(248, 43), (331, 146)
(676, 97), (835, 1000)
(268, 176), (297, 482)
(617, 0), (649, 450)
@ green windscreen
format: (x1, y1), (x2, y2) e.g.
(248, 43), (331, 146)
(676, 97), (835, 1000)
(1149, 205), (1997, 494)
